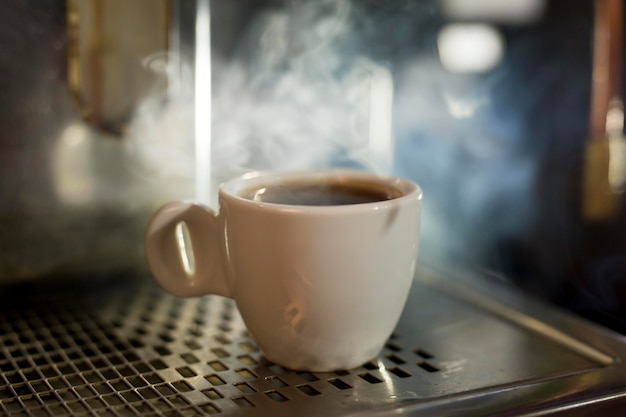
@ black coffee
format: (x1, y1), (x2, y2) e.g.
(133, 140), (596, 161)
(240, 179), (401, 206)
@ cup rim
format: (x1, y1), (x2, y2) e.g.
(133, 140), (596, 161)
(219, 169), (422, 212)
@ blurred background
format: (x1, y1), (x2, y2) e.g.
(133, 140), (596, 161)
(1, 0), (626, 334)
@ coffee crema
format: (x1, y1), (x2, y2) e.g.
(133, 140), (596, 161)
(239, 179), (402, 206)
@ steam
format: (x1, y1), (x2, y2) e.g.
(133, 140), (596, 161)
(210, 0), (395, 184)
(130, 52), (195, 187)
(52, 0), (624, 329)
(393, 58), (535, 264)
(126, 0), (397, 208)
(124, 0), (538, 269)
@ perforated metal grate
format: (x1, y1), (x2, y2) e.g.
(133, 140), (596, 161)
(3, 270), (626, 416)
(0, 275), (442, 417)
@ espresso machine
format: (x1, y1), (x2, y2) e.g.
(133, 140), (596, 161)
(2, 0), (626, 415)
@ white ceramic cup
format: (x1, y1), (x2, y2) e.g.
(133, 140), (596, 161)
(144, 170), (422, 371)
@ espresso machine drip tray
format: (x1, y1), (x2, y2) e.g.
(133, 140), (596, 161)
(2, 267), (626, 416)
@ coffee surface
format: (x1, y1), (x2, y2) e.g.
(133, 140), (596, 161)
(240, 179), (400, 206)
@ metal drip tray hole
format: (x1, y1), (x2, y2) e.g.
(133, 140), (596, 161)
(297, 384), (322, 396)
(234, 382), (256, 394)
(359, 373), (383, 384)
(265, 390), (289, 402)
(211, 347), (229, 358)
(389, 367), (412, 378)
(149, 359), (168, 370)
(415, 348), (434, 359)
(328, 378), (352, 390)
(180, 352), (199, 364)
(172, 380), (194, 393)
(238, 354), (258, 366)
(387, 354), (407, 364)
(207, 360), (228, 371)
(296, 371), (320, 382)
(202, 388), (223, 400)
(205, 374), (226, 386)
(201, 403), (222, 414)
(233, 396), (255, 408)
(385, 342), (402, 352)
(235, 368), (258, 380)
(266, 376), (288, 388)
(175, 366), (197, 378)
(418, 361), (441, 373)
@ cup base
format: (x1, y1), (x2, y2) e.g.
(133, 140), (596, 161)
(262, 346), (382, 372)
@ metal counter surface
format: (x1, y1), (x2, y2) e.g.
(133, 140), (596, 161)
(1, 267), (626, 416)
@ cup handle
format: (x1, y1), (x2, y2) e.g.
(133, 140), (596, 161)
(144, 201), (231, 298)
